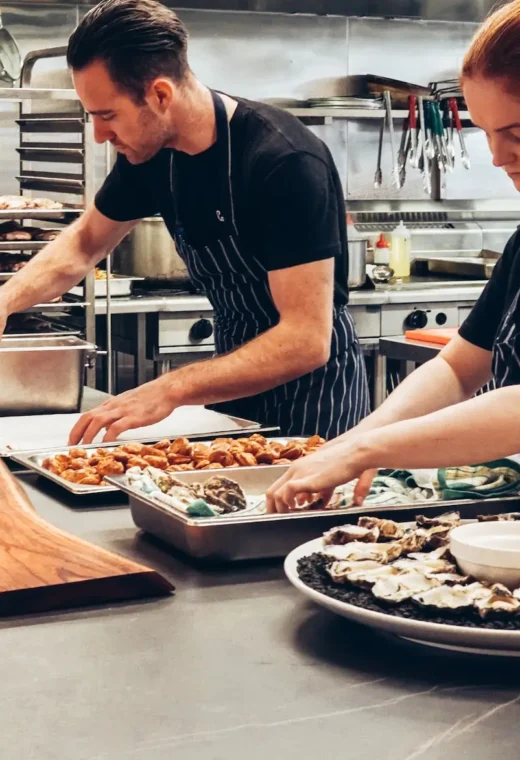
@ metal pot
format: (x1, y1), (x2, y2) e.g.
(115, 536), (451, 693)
(113, 216), (190, 284)
(348, 238), (367, 289)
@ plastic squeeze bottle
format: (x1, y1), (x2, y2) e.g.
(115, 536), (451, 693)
(374, 233), (390, 265)
(390, 221), (411, 277)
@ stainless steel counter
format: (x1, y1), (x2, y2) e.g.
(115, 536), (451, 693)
(2, 473), (519, 760)
(94, 284), (486, 315)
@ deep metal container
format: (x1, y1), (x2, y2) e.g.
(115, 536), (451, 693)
(107, 468), (520, 562)
(348, 238), (367, 288)
(0, 335), (95, 415)
(113, 216), (190, 284)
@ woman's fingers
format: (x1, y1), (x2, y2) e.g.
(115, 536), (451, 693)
(353, 469), (377, 506)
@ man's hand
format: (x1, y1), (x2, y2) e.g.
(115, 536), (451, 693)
(69, 376), (178, 445)
(265, 438), (374, 513)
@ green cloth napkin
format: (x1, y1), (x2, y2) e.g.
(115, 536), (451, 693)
(436, 459), (520, 500)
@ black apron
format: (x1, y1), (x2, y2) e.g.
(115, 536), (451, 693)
(492, 290), (520, 387)
(168, 90), (370, 438)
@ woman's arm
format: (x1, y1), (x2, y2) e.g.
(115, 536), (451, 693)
(325, 334), (493, 446)
(266, 383), (520, 512)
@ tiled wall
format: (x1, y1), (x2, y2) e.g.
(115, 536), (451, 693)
(0, 4), (516, 205)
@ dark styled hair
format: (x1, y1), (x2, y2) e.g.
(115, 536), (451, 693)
(67, 0), (190, 103)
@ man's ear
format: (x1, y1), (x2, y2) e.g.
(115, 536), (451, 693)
(147, 77), (175, 114)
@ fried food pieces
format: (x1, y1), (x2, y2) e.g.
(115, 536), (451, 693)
(41, 434), (326, 486)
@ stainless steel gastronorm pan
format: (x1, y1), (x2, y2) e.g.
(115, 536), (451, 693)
(107, 471), (520, 562)
(0, 335), (95, 415)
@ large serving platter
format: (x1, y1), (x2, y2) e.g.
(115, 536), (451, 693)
(285, 537), (520, 656)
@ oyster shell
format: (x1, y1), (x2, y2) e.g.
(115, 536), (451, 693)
(357, 516), (404, 540)
(413, 582), (488, 610)
(346, 564), (399, 589)
(417, 524), (452, 550)
(322, 540), (403, 564)
(416, 512), (461, 528)
(392, 556), (457, 576)
(397, 531), (428, 555)
(426, 572), (470, 585)
(474, 583), (520, 618)
(327, 559), (382, 583)
(323, 524), (380, 545)
(372, 571), (441, 603)
(200, 476), (247, 513)
(478, 512), (520, 522)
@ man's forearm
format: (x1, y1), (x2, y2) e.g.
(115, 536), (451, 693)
(326, 355), (469, 446)
(358, 385), (520, 470)
(0, 220), (100, 314)
(163, 321), (325, 406)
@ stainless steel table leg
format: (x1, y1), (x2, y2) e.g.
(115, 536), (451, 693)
(156, 359), (171, 376)
(374, 351), (387, 408)
(111, 351), (119, 395)
(135, 313), (147, 388)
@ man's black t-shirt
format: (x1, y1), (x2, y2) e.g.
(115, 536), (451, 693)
(95, 95), (350, 304)
(459, 229), (520, 350)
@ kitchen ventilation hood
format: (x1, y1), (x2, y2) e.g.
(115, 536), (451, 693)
(13, 0), (508, 21)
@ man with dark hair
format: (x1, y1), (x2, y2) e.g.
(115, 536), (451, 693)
(0, 0), (370, 444)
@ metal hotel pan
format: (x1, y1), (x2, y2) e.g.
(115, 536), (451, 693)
(106, 471), (520, 562)
(11, 433), (285, 495)
(0, 335), (95, 415)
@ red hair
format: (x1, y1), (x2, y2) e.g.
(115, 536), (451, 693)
(462, 0), (520, 85)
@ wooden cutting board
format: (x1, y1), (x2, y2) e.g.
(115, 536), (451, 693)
(0, 460), (174, 616)
(405, 327), (458, 345)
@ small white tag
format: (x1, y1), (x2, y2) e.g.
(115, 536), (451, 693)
(216, 210), (225, 222)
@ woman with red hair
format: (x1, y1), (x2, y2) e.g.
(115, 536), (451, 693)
(267, 0), (520, 513)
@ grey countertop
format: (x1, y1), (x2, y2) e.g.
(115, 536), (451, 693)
(2, 474), (519, 760)
(94, 283), (485, 315)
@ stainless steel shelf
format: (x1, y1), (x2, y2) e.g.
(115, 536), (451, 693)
(0, 87), (78, 102)
(286, 107), (472, 121)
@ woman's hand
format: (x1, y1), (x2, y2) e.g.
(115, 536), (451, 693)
(265, 438), (375, 513)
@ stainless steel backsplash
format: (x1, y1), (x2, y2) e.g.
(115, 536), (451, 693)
(0, 5), (517, 210)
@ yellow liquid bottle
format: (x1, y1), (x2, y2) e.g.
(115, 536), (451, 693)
(389, 221), (411, 278)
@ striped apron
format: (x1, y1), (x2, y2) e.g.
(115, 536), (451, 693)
(168, 90), (370, 438)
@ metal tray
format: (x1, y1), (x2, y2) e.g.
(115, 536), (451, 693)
(0, 335), (95, 416)
(1, 408), (273, 458)
(10, 432), (283, 492)
(69, 275), (142, 298)
(426, 252), (500, 280)
(106, 471), (520, 562)
(0, 207), (81, 220)
(0, 241), (47, 252)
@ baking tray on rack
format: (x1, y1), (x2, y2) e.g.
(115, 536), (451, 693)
(106, 469), (520, 562)
(0, 208), (82, 220)
(0, 241), (47, 252)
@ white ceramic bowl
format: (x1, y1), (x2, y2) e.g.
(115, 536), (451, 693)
(450, 522), (520, 590)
